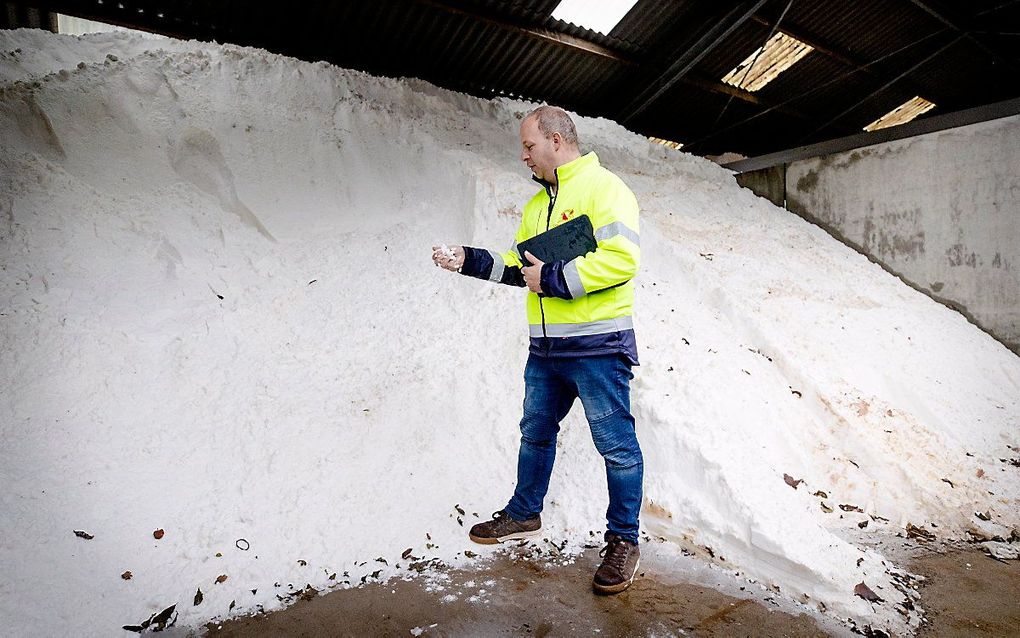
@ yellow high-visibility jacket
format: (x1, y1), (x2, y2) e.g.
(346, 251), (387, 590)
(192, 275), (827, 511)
(461, 152), (641, 364)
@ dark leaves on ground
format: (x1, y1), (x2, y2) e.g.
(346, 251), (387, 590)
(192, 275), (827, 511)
(153, 529), (165, 539)
(408, 558), (443, 573)
(812, 490), (828, 498)
(73, 530), (94, 540)
(121, 571), (132, 580)
(783, 474), (803, 489)
(123, 604), (177, 633)
(455, 504), (465, 516)
(854, 582), (883, 603)
(840, 504), (864, 513)
(940, 478), (954, 488)
(464, 550), (478, 558)
(401, 548), (414, 560)
(975, 511), (992, 521)
(858, 520), (869, 529)
(215, 574), (228, 584)
(906, 523), (935, 541)
(194, 588), (203, 605)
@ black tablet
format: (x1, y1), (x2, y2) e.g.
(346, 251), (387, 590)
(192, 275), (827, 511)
(518, 214), (597, 267)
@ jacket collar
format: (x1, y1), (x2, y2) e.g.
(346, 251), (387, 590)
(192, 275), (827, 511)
(531, 152), (600, 190)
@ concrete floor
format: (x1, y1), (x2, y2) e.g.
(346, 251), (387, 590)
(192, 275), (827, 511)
(205, 541), (1019, 637)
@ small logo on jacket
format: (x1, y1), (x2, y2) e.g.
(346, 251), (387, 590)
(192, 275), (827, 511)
(561, 208), (575, 221)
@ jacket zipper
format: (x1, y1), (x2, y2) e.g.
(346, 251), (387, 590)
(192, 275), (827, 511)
(538, 176), (558, 346)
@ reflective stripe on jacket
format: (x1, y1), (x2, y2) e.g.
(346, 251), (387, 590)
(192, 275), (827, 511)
(460, 152), (640, 364)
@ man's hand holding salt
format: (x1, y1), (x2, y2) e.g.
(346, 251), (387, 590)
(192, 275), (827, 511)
(432, 244), (465, 272)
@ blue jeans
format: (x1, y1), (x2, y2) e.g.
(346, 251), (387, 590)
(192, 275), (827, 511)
(504, 354), (643, 543)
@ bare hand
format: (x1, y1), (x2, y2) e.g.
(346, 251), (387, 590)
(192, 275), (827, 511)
(523, 251), (544, 293)
(432, 244), (465, 272)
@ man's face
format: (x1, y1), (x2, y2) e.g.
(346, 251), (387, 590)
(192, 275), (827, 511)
(520, 116), (559, 183)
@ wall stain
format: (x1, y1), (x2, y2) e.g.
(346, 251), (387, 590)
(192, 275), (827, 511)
(794, 150), (868, 193)
(947, 244), (981, 268)
(861, 212), (925, 260)
(876, 229), (925, 260)
(862, 217), (875, 252)
(796, 170), (818, 193)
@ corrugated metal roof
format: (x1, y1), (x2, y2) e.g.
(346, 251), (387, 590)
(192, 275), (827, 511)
(14, 0), (1020, 157)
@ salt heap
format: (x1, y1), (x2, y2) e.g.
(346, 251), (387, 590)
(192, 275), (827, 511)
(1, 29), (1018, 636)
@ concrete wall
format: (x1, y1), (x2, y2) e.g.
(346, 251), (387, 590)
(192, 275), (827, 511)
(735, 164), (785, 208)
(785, 114), (1020, 355)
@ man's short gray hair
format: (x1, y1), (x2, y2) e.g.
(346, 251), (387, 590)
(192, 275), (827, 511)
(525, 105), (579, 148)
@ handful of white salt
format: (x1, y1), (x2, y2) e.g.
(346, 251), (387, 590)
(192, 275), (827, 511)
(434, 243), (457, 268)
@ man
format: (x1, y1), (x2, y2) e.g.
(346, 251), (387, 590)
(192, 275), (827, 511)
(432, 105), (643, 594)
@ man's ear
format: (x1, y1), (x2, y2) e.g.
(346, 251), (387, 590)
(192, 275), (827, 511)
(551, 132), (562, 150)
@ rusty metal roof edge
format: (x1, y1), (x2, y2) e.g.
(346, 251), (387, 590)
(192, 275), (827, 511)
(722, 95), (1020, 173)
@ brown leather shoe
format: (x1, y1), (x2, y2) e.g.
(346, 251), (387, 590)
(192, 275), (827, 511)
(468, 510), (542, 544)
(592, 534), (640, 594)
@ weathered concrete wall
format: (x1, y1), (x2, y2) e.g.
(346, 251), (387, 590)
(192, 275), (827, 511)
(735, 165), (785, 207)
(786, 114), (1020, 354)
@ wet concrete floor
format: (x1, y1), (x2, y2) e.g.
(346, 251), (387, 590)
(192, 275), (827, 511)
(206, 543), (1018, 637)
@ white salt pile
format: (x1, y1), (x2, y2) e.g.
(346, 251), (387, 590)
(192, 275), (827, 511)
(1, 29), (1018, 636)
